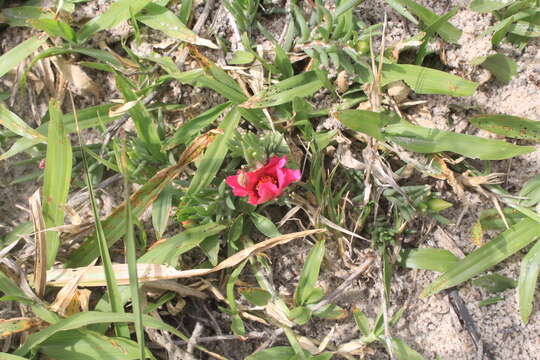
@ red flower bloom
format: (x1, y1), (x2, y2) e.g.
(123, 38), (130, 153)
(226, 155), (301, 205)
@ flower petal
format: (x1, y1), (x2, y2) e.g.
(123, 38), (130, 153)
(256, 181), (281, 204)
(226, 175), (249, 197)
(283, 168), (301, 187)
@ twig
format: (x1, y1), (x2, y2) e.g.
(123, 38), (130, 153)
(187, 322), (204, 354)
(173, 331), (268, 345)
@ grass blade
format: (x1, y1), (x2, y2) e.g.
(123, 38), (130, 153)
(139, 223), (226, 265)
(400, 248), (459, 273)
(71, 95), (127, 338)
(120, 139), (145, 357)
(382, 122), (534, 160)
(77, 0), (153, 42)
(185, 108), (241, 198)
(470, 114), (540, 141)
(240, 71), (324, 108)
(518, 239), (540, 323)
(66, 130), (221, 267)
(136, 3), (217, 48)
(0, 36), (46, 79)
(13, 311), (189, 356)
(42, 99), (72, 268)
(382, 64), (478, 96)
(421, 218), (540, 297)
(0, 104), (46, 142)
(29, 190), (47, 298)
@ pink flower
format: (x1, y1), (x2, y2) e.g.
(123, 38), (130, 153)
(226, 155), (301, 205)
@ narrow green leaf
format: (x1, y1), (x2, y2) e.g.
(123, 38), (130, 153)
(383, 0), (419, 24)
(246, 347), (296, 360)
(0, 6), (48, 27)
(382, 64), (478, 96)
(185, 108), (241, 198)
(470, 0), (513, 12)
(0, 104), (46, 143)
(353, 308), (371, 337)
(136, 4), (217, 48)
(336, 109), (402, 141)
(241, 71), (323, 108)
(138, 223), (226, 265)
(519, 174), (540, 207)
(229, 50), (255, 64)
(28, 18), (76, 43)
(226, 260), (248, 335)
(0, 36), (46, 79)
(77, 0), (153, 42)
(382, 122), (534, 160)
(0, 353), (28, 360)
(400, 248), (459, 273)
(151, 186), (173, 240)
(335, 0), (366, 17)
(115, 74), (162, 160)
(392, 0), (462, 43)
(472, 273), (517, 293)
(163, 102), (230, 151)
(471, 53), (517, 84)
(40, 330), (150, 360)
(240, 288), (272, 306)
(470, 114), (540, 142)
(421, 218), (540, 297)
(391, 337), (424, 360)
(294, 239), (326, 306)
(14, 311), (190, 356)
(76, 108), (126, 338)
(1, 103), (121, 161)
(518, 239), (540, 323)
(42, 99), (72, 267)
(250, 213), (282, 238)
(121, 153), (145, 357)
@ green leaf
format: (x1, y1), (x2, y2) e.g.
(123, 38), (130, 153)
(163, 102), (231, 150)
(470, 0), (513, 12)
(185, 108), (241, 198)
(400, 248), (459, 273)
(1, 103), (121, 161)
(77, 0), (153, 42)
(250, 213), (282, 238)
(353, 308), (371, 336)
(478, 207), (524, 230)
(200, 235), (220, 266)
(42, 99), (72, 268)
(0, 6), (49, 27)
(246, 347), (297, 360)
(14, 311), (190, 356)
(518, 239), (540, 323)
(40, 330), (150, 360)
(382, 64), (478, 96)
(392, 0), (462, 43)
(383, 0), (419, 24)
(519, 174), (540, 207)
(335, 0), (366, 17)
(421, 218), (540, 297)
(0, 104), (46, 143)
(226, 260), (248, 335)
(240, 288), (272, 306)
(115, 74), (163, 160)
(229, 50), (255, 65)
(391, 337), (424, 360)
(336, 109), (402, 141)
(0, 36), (47, 79)
(294, 240), (326, 306)
(138, 223), (226, 265)
(0, 353), (28, 360)
(289, 306), (312, 325)
(28, 18), (77, 43)
(152, 186), (173, 240)
(241, 71), (324, 108)
(382, 122), (534, 160)
(471, 53), (518, 84)
(478, 296), (505, 306)
(470, 114), (540, 142)
(136, 3), (217, 48)
(472, 273), (517, 293)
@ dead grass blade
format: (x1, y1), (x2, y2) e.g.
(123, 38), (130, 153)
(49, 260), (96, 316)
(29, 189), (46, 298)
(46, 229), (325, 287)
